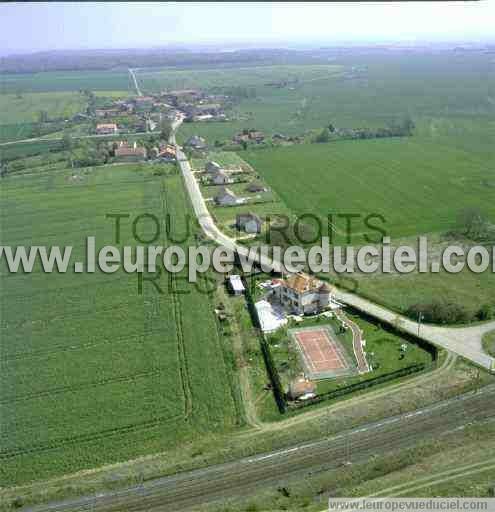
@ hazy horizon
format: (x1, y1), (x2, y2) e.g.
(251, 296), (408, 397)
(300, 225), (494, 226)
(1, 2), (494, 57)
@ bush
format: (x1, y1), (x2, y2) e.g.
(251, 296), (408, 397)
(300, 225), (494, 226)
(477, 304), (493, 321)
(406, 300), (473, 324)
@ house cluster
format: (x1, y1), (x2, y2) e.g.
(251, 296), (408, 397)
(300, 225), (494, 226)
(93, 95), (181, 136)
(160, 89), (229, 122)
(232, 129), (265, 145)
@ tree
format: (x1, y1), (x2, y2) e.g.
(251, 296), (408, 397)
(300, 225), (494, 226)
(37, 110), (49, 123)
(159, 120), (173, 142)
(477, 304), (493, 321)
(62, 132), (73, 151)
(314, 127), (330, 143)
(402, 116), (415, 135)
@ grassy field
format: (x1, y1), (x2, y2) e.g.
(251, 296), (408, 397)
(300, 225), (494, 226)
(0, 71), (133, 93)
(0, 166), (242, 486)
(243, 138), (495, 240)
(172, 53), (494, 146)
(0, 92), (88, 124)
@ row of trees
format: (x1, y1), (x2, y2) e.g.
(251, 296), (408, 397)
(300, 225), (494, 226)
(407, 300), (493, 325)
(313, 117), (415, 144)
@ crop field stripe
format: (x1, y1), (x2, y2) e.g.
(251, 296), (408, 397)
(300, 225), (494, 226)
(161, 183), (194, 419)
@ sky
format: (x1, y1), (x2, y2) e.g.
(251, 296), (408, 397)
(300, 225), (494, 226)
(1, 2), (494, 55)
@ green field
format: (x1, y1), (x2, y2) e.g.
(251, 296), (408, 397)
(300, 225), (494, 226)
(0, 92), (88, 124)
(0, 71), (133, 93)
(0, 166), (241, 486)
(169, 54), (494, 147)
(244, 138), (495, 239)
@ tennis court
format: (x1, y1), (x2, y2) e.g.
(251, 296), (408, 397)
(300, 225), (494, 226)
(290, 325), (357, 380)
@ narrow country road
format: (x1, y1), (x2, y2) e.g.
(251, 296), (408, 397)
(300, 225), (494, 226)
(172, 121), (495, 371)
(128, 68), (143, 97)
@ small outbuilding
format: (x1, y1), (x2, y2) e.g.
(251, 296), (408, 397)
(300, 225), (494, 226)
(288, 378), (316, 401)
(228, 275), (245, 296)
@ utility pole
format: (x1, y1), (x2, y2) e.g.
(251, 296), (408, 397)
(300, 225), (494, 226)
(417, 312), (424, 337)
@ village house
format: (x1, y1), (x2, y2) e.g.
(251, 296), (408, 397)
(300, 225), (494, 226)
(248, 130), (265, 143)
(95, 109), (120, 118)
(96, 123), (118, 135)
(214, 187), (240, 206)
(232, 133), (250, 145)
(184, 135), (207, 151)
(212, 169), (234, 185)
(114, 141), (146, 162)
(151, 143), (176, 162)
(272, 273), (333, 316)
(236, 212), (262, 234)
(205, 161), (223, 174)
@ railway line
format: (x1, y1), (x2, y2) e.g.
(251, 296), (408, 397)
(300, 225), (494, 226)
(26, 385), (495, 511)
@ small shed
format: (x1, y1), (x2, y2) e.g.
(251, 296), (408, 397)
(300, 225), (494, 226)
(228, 275), (245, 296)
(288, 378), (316, 401)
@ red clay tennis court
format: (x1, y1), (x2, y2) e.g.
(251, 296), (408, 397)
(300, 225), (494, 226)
(290, 326), (356, 380)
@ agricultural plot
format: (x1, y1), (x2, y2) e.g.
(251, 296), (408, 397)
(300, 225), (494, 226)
(0, 92), (88, 124)
(174, 52), (494, 145)
(244, 138), (495, 240)
(0, 166), (241, 486)
(0, 70), (133, 93)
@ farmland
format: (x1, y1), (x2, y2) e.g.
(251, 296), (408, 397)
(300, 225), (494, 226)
(0, 70), (133, 93)
(160, 53), (494, 145)
(0, 166), (241, 486)
(243, 138), (495, 240)
(0, 92), (88, 124)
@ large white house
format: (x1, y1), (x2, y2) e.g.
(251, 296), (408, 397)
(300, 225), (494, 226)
(272, 273), (333, 315)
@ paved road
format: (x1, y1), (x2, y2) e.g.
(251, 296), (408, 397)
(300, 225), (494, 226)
(128, 68), (143, 97)
(25, 385), (495, 512)
(173, 123), (495, 371)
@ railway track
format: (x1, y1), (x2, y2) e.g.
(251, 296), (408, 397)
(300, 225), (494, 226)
(25, 384), (495, 512)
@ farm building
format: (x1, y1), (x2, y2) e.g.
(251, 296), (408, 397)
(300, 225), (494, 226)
(212, 169), (234, 185)
(184, 135), (207, 151)
(215, 187), (240, 206)
(245, 183), (267, 193)
(236, 212), (262, 234)
(114, 141), (146, 162)
(205, 161), (223, 173)
(273, 272), (333, 316)
(227, 275), (245, 296)
(96, 123), (118, 135)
